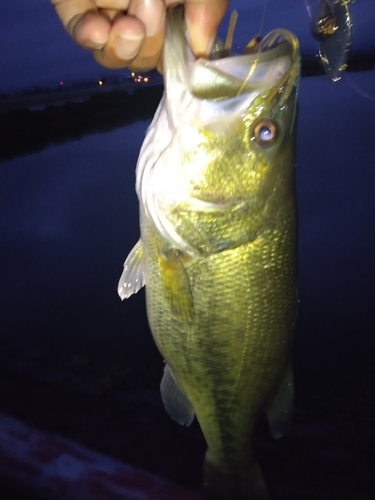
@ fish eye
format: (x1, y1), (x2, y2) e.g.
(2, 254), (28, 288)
(253, 120), (277, 147)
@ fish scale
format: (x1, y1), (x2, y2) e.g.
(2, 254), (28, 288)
(118, 6), (300, 499)
(141, 206), (297, 469)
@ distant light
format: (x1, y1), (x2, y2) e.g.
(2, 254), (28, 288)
(98, 80), (103, 86)
(144, 77), (149, 83)
(59, 81), (64, 85)
(131, 72), (135, 77)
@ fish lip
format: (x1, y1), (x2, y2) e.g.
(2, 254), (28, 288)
(164, 7), (299, 103)
(187, 31), (300, 102)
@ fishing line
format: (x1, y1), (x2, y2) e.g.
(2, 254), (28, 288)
(236, 59), (258, 97)
(304, 0), (314, 20)
(344, 73), (375, 101)
(258, 0), (270, 37)
(221, 10), (258, 98)
(235, 0), (270, 97)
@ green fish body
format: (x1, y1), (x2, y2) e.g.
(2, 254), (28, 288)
(119, 7), (300, 499)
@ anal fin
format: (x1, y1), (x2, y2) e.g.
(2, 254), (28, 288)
(160, 364), (195, 427)
(266, 363), (294, 439)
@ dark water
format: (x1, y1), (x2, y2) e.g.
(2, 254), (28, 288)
(295, 70), (375, 405)
(0, 71), (374, 497)
(0, 120), (157, 372)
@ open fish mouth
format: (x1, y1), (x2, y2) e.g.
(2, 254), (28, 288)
(185, 30), (300, 139)
(163, 6), (300, 106)
(188, 30), (299, 104)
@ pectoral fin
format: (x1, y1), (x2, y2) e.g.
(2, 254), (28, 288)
(160, 364), (195, 427)
(118, 239), (145, 300)
(158, 250), (194, 322)
(266, 363), (294, 439)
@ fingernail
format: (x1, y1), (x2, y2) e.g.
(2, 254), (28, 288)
(189, 34), (216, 58)
(186, 15), (215, 58)
(115, 32), (144, 60)
(130, 0), (165, 38)
(87, 35), (109, 49)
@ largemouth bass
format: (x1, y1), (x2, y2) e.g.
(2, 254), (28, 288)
(118, 6), (300, 500)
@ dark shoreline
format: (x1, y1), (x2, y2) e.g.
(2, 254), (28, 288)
(0, 49), (374, 163)
(0, 85), (164, 163)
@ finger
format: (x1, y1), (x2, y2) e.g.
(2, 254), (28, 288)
(52, 0), (144, 68)
(72, 11), (112, 48)
(51, 0), (111, 50)
(51, 0), (130, 27)
(92, 14), (147, 68)
(94, 0), (166, 70)
(125, 31), (164, 71)
(125, 0), (166, 70)
(95, 0), (130, 8)
(184, 0), (229, 57)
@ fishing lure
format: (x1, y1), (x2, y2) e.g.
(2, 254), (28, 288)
(306, 0), (352, 81)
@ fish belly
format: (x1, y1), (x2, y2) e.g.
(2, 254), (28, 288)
(141, 203), (297, 475)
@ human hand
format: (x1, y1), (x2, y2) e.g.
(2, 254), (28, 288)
(51, 0), (229, 72)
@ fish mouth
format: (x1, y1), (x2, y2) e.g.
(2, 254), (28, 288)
(188, 30), (299, 103)
(163, 6), (300, 127)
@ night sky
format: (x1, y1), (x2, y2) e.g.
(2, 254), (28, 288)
(1, 0), (374, 93)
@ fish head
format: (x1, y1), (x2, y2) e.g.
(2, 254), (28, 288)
(137, 7), (300, 255)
